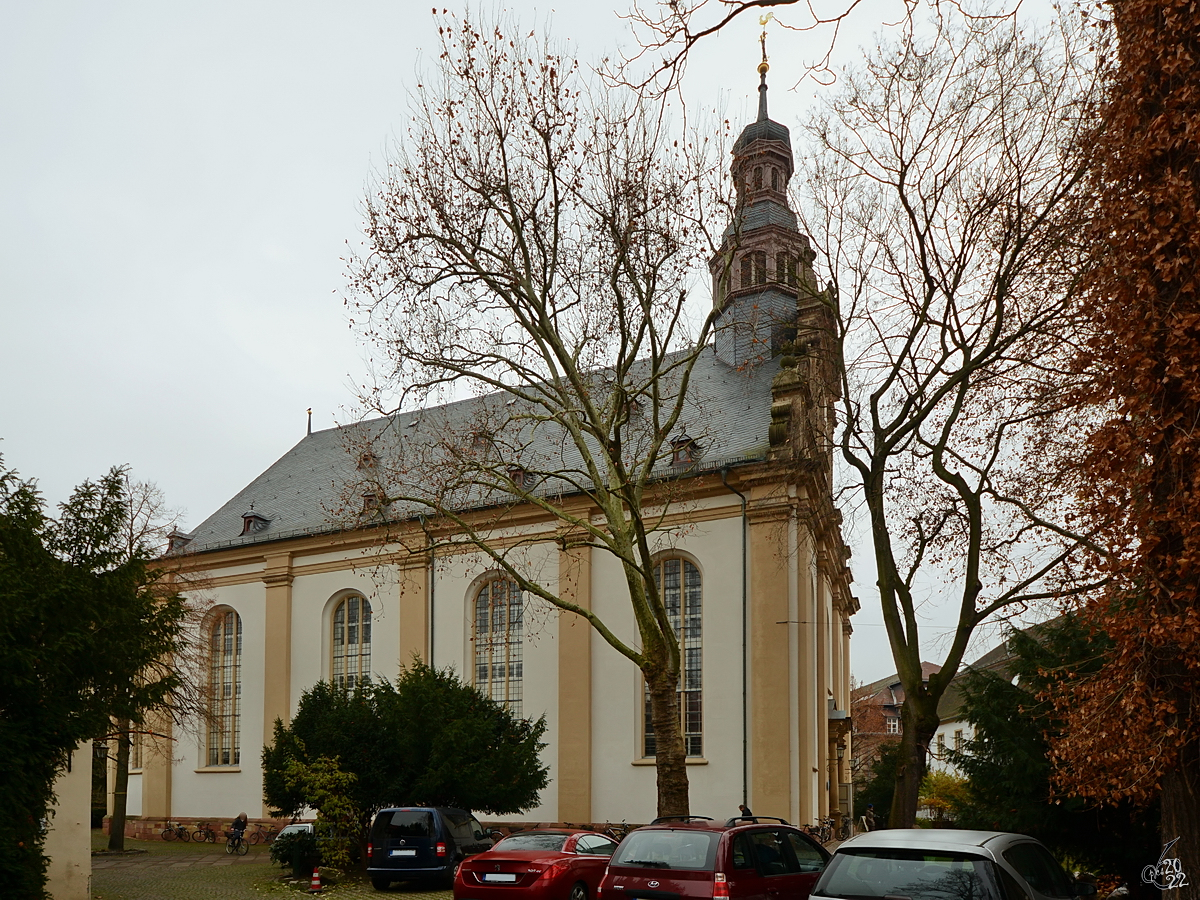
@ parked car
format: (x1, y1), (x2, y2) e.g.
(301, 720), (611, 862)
(368, 807), (494, 891)
(599, 816), (829, 900)
(809, 829), (1099, 900)
(276, 822), (314, 840)
(455, 829), (619, 900)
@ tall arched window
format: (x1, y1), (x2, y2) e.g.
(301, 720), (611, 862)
(474, 578), (523, 716)
(332, 594), (372, 688)
(752, 250), (767, 285)
(644, 557), (703, 758)
(207, 609), (242, 767)
(776, 251), (798, 287)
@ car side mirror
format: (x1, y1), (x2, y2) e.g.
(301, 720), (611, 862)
(475, 832), (486, 841)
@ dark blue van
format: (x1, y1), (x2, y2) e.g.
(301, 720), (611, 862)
(367, 807), (494, 891)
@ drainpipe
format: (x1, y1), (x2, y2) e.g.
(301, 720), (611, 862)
(421, 514), (435, 667)
(721, 468), (749, 808)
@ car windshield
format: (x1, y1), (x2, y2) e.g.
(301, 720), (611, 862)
(611, 830), (719, 871)
(495, 833), (570, 852)
(815, 849), (1000, 900)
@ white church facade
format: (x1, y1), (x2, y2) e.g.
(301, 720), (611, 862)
(114, 69), (859, 833)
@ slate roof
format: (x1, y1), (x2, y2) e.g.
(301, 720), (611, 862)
(723, 199), (799, 239)
(733, 117), (792, 154)
(178, 348), (781, 555)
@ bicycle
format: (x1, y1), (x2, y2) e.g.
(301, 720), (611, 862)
(836, 818), (851, 841)
(225, 830), (249, 855)
(602, 819), (631, 841)
(191, 821), (217, 843)
(161, 821), (191, 842)
(248, 822), (279, 845)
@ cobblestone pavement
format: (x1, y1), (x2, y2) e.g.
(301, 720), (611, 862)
(90, 832), (454, 900)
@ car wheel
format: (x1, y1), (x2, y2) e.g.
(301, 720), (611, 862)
(570, 882), (588, 900)
(371, 876), (391, 891)
(444, 860), (462, 888)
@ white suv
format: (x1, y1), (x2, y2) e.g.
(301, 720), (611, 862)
(809, 829), (1097, 900)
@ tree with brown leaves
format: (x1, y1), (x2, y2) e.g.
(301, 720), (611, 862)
(1053, 1), (1200, 887)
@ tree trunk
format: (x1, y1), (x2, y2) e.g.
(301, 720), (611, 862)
(1159, 740), (1199, 900)
(888, 695), (939, 828)
(107, 722), (129, 852)
(646, 668), (689, 818)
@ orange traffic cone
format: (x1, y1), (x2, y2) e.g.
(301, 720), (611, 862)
(309, 866), (322, 893)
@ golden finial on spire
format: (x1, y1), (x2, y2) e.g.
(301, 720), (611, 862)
(758, 13), (773, 75)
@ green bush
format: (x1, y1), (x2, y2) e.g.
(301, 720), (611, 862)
(271, 831), (319, 879)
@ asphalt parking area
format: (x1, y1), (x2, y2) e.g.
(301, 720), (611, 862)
(90, 831), (454, 900)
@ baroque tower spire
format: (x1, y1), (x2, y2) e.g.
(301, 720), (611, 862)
(709, 34), (831, 370)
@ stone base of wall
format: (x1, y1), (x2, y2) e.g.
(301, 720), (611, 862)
(103, 816), (646, 842)
(103, 816), (295, 841)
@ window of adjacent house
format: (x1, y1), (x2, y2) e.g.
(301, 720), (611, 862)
(886, 716), (900, 735)
(644, 557), (703, 758)
(332, 594), (372, 688)
(954, 728), (963, 751)
(207, 609), (242, 767)
(936, 733), (946, 757)
(474, 578), (524, 716)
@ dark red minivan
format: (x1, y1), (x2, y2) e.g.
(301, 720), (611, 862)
(598, 817), (829, 900)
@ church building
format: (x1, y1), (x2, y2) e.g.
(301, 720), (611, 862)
(116, 62), (858, 833)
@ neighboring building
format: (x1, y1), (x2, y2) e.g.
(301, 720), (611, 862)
(853, 626), (1056, 781)
(850, 661), (943, 782)
(115, 65), (858, 831)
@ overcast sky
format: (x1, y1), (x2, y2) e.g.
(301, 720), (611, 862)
(0, 0), (1052, 684)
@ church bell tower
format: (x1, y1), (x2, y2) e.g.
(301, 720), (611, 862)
(710, 41), (832, 369)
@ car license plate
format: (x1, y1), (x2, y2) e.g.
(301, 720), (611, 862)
(484, 874), (518, 883)
(391, 849), (418, 857)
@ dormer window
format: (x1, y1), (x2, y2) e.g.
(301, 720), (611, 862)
(507, 465), (535, 490)
(671, 433), (699, 467)
(357, 450), (379, 470)
(240, 511), (270, 535)
(362, 492), (380, 512)
(166, 529), (192, 554)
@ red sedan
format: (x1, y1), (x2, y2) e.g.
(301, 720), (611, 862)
(455, 829), (620, 900)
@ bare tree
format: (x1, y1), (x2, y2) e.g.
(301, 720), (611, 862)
(345, 12), (732, 816)
(794, 12), (1105, 825)
(618, 0), (1020, 92)
(105, 478), (210, 851)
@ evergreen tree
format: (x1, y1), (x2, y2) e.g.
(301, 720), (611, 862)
(0, 461), (188, 899)
(950, 618), (1157, 886)
(264, 660), (549, 845)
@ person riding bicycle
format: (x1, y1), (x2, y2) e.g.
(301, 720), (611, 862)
(231, 812), (248, 842)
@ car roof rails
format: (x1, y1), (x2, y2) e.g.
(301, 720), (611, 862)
(724, 816), (792, 826)
(650, 816), (715, 825)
